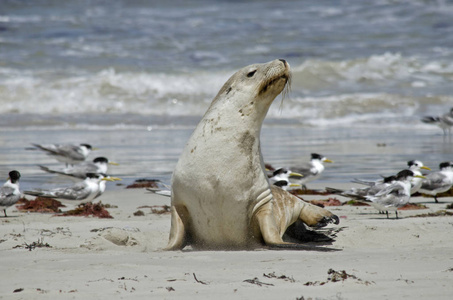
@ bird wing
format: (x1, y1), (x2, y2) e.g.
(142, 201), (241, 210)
(374, 183), (405, 197)
(74, 163), (98, 174)
(26, 183), (90, 200)
(290, 163), (316, 178)
(38, 165), (84, 179)
(370, 182), (411, 208)
(421, 173), (448, 190)
(54, 182), (90, 200)
(55, 144), (86, 160)
(365, 182), (390, 197)
(0, 185), (15, 198)
(440, 113), (453, 126)
(62, 163), (98, 178)
(351, 178), (377, 186)
(0, 186), (20, 206)
(32, 143), (61, 156)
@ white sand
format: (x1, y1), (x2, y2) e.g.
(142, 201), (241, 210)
(1, 184), (453, 299)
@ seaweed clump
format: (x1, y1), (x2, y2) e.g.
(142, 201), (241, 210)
(303, 268), (373, 286)
(411, 210), (453, 218)
(16, 197), (65, 213)
(398, 203), (428, 210)
(343, 200), (370, 206)
(308, 198), (342, 207)
(60, 202), (113, 219)
(126, 179), (161, 189)
(137, 205), (171, 214)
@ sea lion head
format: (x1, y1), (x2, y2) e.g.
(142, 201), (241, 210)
(212, 59), (291, 111)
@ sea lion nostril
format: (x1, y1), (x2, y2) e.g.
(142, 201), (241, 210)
(278, 59), (287, 65)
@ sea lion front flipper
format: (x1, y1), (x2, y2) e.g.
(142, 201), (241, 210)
(165, 205), (186, 250)
(254, 204), (286, 246)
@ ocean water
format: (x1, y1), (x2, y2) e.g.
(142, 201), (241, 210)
(1, 0), (452, 190)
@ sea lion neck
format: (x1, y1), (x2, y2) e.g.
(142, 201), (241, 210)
(202, 94), (267, 136)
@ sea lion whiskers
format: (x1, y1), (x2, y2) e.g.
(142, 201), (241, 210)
(257, 59), (290, 96)
(258, 73), (289, 95)
(279, 71), (292, 113)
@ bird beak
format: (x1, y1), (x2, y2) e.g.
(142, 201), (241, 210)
(289, 172), (304, 178)
(415, 175), (427, 179)
(102, 176), (122, 181)
(324, 158), (333, 163)
(420, 166), (431, 171)
(92, 147), (99, 151)
(289, 183), (301, 188)
(109, 162), (120, 166)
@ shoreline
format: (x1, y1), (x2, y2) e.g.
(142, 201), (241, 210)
(1, 184), (453, 299)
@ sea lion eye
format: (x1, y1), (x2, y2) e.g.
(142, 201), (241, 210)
(247, 70), (256, 78)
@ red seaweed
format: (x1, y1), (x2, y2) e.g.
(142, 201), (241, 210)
(59, 202), (113, 218)
(308, 198), (342, 207)
(16, 197), (65, 213)
(126, 179), (161, 189)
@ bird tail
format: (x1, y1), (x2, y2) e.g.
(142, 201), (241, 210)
(31, 144), (59, 155)
(421, 116), (440, 124)
(38, 165), (59, 174)
(351, 178), (375, 186)
(24, 190), (49, 197)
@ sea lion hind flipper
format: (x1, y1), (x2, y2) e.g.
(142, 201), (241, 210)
(165, 205), (187, 250)
(314, 215), (340, 228)
(256, 211), (341, 251)
(256, 212), (340, 251)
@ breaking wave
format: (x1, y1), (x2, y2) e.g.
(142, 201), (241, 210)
(1, 53), (452, 128)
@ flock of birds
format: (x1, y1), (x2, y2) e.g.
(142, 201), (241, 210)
(1, 107), (452, 219)
(2, 145), (452, 220)
(149, 150), (453, 220)
(0, 143), (120, 217)
(261, 107), (453, 219)
(267, 154), (453, 219)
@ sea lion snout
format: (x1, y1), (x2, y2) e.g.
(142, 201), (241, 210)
(257, 60), (291, 96)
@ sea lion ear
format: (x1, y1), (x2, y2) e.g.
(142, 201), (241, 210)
(225, 86), (232, 95)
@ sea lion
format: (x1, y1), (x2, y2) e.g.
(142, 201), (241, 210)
(166, 59), (339, 250)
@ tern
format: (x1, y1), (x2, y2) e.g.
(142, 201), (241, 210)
(0, 170), (21, 217)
